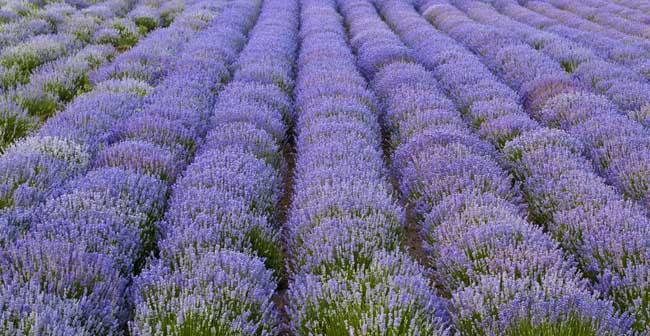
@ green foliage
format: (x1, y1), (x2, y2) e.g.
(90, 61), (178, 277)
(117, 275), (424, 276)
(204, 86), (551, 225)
(458, 312), (601, 336)
(17, 91), (60, 120)
(0, 65), (24, 89)
(0, 106), (33, 150)
(504, 314), (599, 336)
(611, 285), (649, 332)
(560, 60), (577, 74)
(1, 53), (41, 84)
(246, 226), (283, 275)
(134, 17), (158, 34)
(113, 23), (139, 50)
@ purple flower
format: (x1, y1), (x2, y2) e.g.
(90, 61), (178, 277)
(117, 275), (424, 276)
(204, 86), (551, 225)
(131, 250), (278, 336)
(0, 238), (126, 334)
(288, 250), (450, 335)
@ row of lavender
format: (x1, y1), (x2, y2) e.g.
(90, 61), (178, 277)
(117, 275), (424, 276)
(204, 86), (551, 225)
(0, 0), (111, 25)
(0, 2), (231, 332)
(475, 0), (650, 200)
(520, 0), (650, 46)
(489, 1), (650, 78)
(540, 0), (650, 40)
(0, 0), (127, 146)
(434, 0), (650, 214)
(531, 0), (650, 83)
(451, 1), (650, 122)
(0, 0), (648, 334)
(0, 0), (46, 25)
(0, 0), (132, 51)
(0, 0), (185, 149)
(0, 0), (172, 66)
(422, 4), (650, 328)
(130, 0), (298, 333)
(366, 0), (650, 332)
(337, 0), (632, 334)
(611, 0), (650, 14)
(284, 0), (450, 334)
(0, 0), (224, 244)
(573, 0), (650, 26)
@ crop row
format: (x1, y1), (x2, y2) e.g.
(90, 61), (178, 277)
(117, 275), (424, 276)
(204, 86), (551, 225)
(427, 1), (650, 216)
(391, 0), (650, 331)
(450, 1), (650, 126)
(0, 0), (649, 334)
(340, 0), (631, 334)
(130, 0), (297, 333)
(0, 0), (190, 149)
(0, 1), (244, 332)
(284, 0), (450, 334)
(541, 0), (650, 40)
(491, 1), (650, 76)
(0, 0), (226, 242)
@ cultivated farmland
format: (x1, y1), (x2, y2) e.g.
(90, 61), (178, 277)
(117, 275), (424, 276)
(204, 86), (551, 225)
(0, 0), (649, 334)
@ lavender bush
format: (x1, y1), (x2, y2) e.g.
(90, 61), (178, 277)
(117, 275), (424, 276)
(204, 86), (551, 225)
(285, 0), (450, 334)
(0, 0), (648, 333)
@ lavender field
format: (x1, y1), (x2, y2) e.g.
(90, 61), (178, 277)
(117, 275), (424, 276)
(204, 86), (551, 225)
(0, 0), (649, 334)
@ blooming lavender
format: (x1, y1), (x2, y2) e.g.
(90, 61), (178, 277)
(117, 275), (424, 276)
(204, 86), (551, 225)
(0, 33), (81, 87)
(413, 2), (650, 211)
(284, 0), (450, 334)
(523, 0), (650, 79)
(131, 0), (297, 334)
(501, 128), (650, 328)
(0, 238), (127, 334)
(0, 135), (91, 243)
(375, 0), (650, 331)
(289, 0), (402, 278)
(451, 1), (650, 120)
(493, 1), (650, 72)
(0, 2), (251, 333)
(0, 1), (223, 247)
(0, 0), (203, 149)
(0, 0), (648, 332)
(55, 0), (260, 276)
(289, 250), (450, 335)
(0, 96), (33, 149)
(345, 0), (631, 333)
(521, 0), (645, 41)
(131, 249), (278, 336)
(8, 44), (116, 121)
(543, 0), (650, 39)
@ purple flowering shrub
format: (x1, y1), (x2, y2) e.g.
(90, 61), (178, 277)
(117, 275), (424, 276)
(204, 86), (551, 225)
(0, 1), (255, 333)
(288, 251), (450, 335)
(0, 0), (209, 149)
(130, 250), (278, 336)
(0, 0), (649, 333)
(0, 1), (226, 248)
(363, 0), (632, 334)
(417, 0), (650, 331)
(131, 0), (298, 334)
(284, 0), (450, 334)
